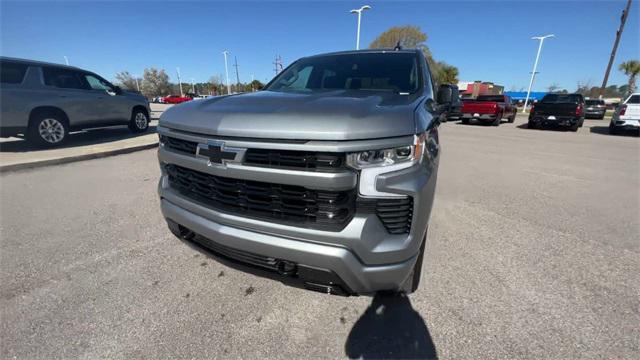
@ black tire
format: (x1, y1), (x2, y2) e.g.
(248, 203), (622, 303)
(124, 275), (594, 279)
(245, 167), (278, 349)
(527, 120), (536, 129)
(491, 113), (502, 126)
(129, 108), (149, 133)
(461, 118), (469, 125)
(508, 114), (516, 123)
(578, 117), (584, 128)
(609, 123), (618, 135)
(27, 111), (69, 148)
(569, 123), (579, 132)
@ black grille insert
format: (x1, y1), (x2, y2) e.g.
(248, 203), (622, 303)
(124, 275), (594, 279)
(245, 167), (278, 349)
(165, 164), (355, 230)
(376, 198), (413, 234)
(162, 136), (198, 155)
(244, 149), (345, 171)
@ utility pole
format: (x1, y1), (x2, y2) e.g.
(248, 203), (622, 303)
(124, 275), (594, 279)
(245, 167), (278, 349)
(63, 56), (69, 65)
(233, 56), (241, 92)
(135, 77), (140, 92)
(523, 34), (555, 113)
(191, 78), (195, 94)
(273, 55), (283, 75)
(599, 0), (632, 99)
(176, 67), (183, 96)
(350, 5), (371, 50)
(251, 74), (255, 91)
(222, 51), (231, 95)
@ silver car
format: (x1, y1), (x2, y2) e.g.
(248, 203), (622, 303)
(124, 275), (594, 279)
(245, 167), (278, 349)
(158, 49), (448, 296)
(0, 57), (150, 147)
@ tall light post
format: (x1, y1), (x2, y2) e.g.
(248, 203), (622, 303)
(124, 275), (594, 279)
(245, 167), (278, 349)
(176, 67), (183, 96)
(523, 34), (554, 113)
(222, 50), (231, 95)
(63, 56), (69, 65)
(191, 78), (195, 94)
(350, 5), (371, 50)
(135, 77), (140, 92)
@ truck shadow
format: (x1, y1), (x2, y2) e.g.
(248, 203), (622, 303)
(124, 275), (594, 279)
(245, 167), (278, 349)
(345, 292), (438, 359)
(0, 124), (157, 153)
(589, 126), (639, 137)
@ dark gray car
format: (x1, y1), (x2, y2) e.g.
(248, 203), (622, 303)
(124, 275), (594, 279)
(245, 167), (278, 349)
(157, 49), (449, 295)
(0, 57), (150, 147)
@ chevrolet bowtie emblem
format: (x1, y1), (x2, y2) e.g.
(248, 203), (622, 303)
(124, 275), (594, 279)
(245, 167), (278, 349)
(196, 140), (240, 166)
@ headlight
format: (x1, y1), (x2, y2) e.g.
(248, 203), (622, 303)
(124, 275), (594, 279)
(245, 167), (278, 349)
(350, 134), (428, 198)
(347, 134), (425, 169)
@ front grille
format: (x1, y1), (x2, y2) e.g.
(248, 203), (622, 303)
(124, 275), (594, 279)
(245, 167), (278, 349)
(165, 164), (355, 230)
(162, 136), (197, 155)
(244, 149), (345, 171)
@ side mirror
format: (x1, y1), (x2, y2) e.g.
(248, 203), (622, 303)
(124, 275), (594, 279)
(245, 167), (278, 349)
(436, 85), (454, 105)
(113, 86), (123, 95)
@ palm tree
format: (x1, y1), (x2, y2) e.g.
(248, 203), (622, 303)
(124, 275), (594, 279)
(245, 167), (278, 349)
(437, 62), (459, 85)
(618, 60), (640, 95)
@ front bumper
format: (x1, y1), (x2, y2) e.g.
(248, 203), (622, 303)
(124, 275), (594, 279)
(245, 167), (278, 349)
(157, 130), (438, 295)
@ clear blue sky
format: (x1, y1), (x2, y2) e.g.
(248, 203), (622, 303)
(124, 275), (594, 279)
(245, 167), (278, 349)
(1, 0), (638, 91)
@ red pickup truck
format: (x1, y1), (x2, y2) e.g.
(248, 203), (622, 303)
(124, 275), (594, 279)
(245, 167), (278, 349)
(163, 95), (192, 104)
(461, 95), (517, 126)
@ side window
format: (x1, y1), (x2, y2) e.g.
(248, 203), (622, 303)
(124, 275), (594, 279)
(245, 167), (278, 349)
(0, 61), (29, 84)
(42, 67), (87, 90)
(84, 74), (113, 92)
(626, 95), (640, 104)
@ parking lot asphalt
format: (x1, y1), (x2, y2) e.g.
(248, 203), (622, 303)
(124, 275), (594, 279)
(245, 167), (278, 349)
(1, 115), (638, 359)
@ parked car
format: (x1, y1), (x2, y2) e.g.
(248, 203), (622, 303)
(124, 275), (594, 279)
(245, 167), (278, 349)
(609, 93), (640, 135)
(162, 95), (192, 104)
(460, 94), (517, 125)
(158, 49), (447, 296)
(585, 99), (606, 119)
(528, 93), (585, 131)
(0, 57), (151, 147)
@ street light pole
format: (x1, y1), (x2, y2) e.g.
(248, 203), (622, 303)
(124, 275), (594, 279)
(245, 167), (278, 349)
(222, 51), (231, 95)
(350, 5), (371, 50)
(63, 56), (69, 65)
(176, 67), (183, 97)
(191, 78), (195, 94)
(523, 34), (554, 113)
(135, 77), (140, 92)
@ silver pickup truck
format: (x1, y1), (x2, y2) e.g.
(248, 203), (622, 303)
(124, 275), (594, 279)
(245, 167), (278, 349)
(158, 49), (450, 296)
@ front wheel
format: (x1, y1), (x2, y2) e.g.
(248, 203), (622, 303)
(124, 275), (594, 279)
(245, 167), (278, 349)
(609, 123), (618, 135)
(129, 109), (149, 133)
(397, 230), (427, 295)
(569, 123), (579, 132)
(461, 118), (469, 125)
(508, 113), (516, 123)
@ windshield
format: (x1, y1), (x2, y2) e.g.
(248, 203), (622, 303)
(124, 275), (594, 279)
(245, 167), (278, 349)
(266, 52), (421, 94)
(476, 95), (504, 102)
(541, 94), (583, 104)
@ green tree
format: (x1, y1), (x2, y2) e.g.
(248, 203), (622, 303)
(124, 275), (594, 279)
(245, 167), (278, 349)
(115, 71), (139, 91)
(141, 68), (171, 97)
(436, 61), (458, 84)
(369, 25), (457, 85)
(618, 60), (640, 95)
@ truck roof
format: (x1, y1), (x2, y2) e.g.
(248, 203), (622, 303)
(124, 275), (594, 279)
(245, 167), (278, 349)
(304, 49), (422, 59)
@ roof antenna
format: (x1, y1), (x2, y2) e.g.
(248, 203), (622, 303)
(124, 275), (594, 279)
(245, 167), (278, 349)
(394, 41), (403, 51)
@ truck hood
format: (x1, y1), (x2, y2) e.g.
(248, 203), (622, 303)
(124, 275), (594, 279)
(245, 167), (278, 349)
(159, 90), (420, 140)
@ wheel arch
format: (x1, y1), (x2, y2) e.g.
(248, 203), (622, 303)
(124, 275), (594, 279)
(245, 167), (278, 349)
(28, 106), (70, 128)
(131, 105), (149, 119)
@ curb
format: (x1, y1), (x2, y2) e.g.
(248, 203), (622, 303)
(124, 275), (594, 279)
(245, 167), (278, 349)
(0, 142), (158, 173)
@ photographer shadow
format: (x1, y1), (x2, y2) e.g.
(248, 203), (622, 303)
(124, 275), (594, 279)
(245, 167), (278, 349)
(345, 292), (438, 359)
